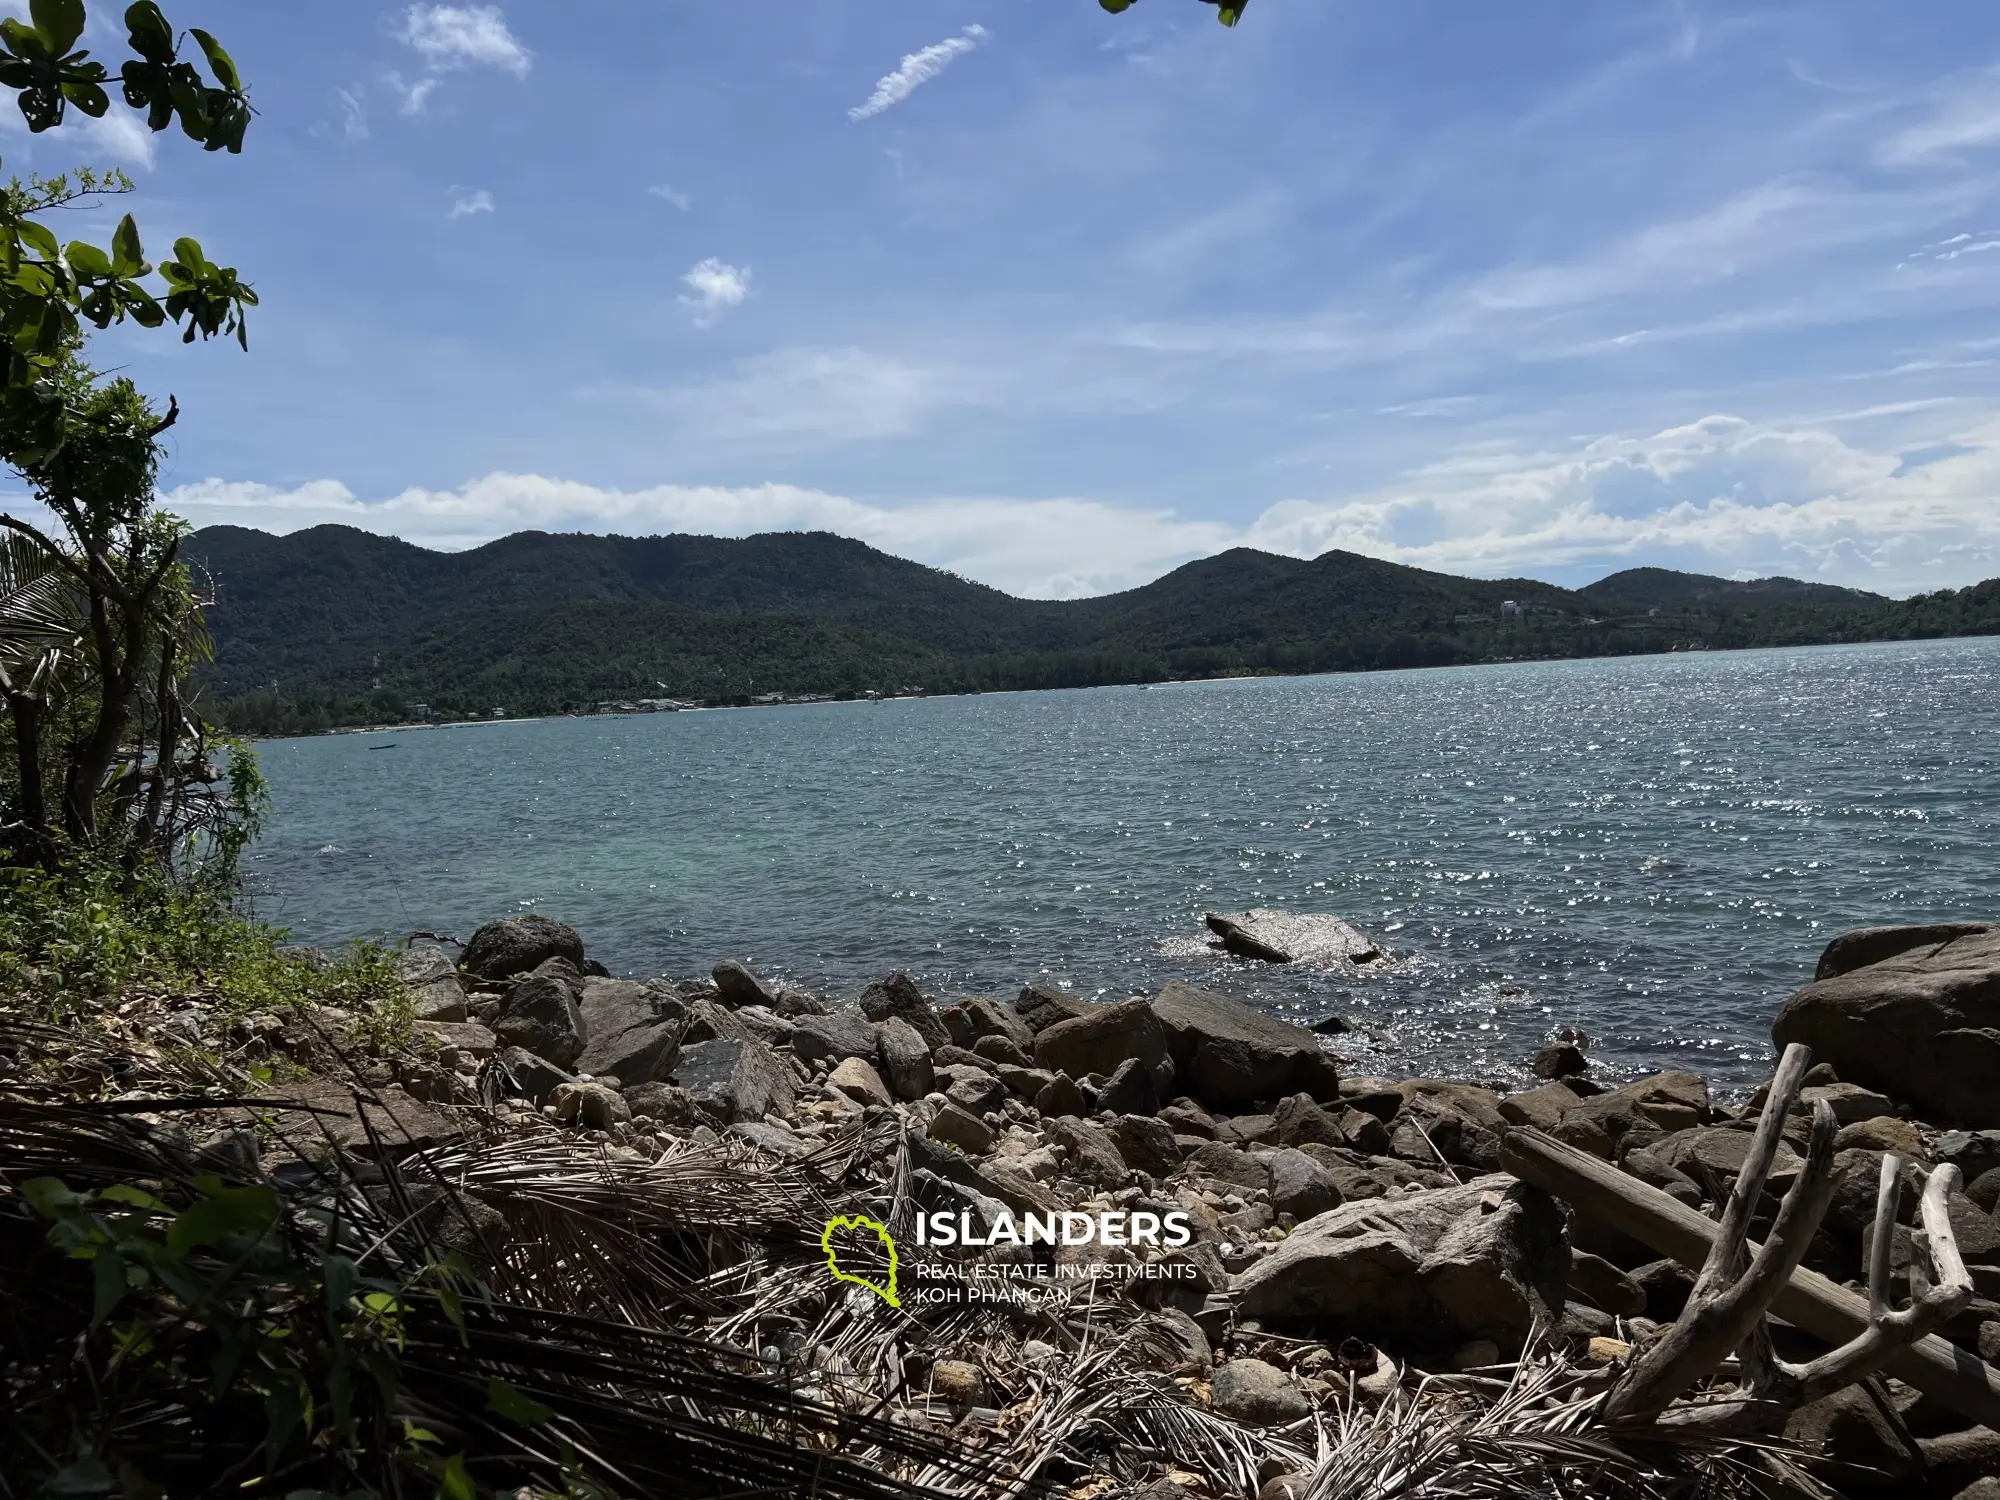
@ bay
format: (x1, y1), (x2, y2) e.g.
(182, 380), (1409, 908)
(247, 637), (2000, 1093)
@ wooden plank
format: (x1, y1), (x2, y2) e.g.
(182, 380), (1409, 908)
(1501, 1127), (2000, 1430)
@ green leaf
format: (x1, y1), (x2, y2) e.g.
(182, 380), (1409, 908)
(98, 1184), (166, 1211)
(91, 1250), (127, 1327)
(16, 219), (59, 260)
(485, 1377), (553, 1427)
(64, 240), (111, 278)
(110, 214), (146, 275)
(29, 0), (84, 55)
(20, 1176), (86, 1217)
(164, 1183), (278, 1258)
(171, 236), (208, 275)
(1099, 0), (1137, 9)
(188, 28), (239, 90)
(433, 1455), (476, 1500)
(323, 1252), (357, 1318)
(123, 1), (173, 60)
(61, 79), (109, 118)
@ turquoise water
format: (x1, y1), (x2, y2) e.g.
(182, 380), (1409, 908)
(248, 637), (2000, 1093)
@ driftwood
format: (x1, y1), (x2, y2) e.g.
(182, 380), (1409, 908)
(1501, 1043), (2000, 1433)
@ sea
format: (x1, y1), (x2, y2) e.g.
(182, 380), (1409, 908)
(245, 637), (2000, 1097)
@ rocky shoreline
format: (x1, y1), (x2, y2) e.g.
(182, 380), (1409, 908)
(309, 910), (2000, 1497)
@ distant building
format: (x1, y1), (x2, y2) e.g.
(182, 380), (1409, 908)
(1500, 600), (1523, 618)
(490, 708), (506, 719)
(410, 703), (431, 719)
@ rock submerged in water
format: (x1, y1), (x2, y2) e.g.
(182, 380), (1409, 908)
(1204, 909), (1381, 965)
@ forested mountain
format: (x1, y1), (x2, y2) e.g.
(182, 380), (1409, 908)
(184, 525), (2000, 735)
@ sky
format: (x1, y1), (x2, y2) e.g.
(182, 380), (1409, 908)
(6, 0), (2000, 598)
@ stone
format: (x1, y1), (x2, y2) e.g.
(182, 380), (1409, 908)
(1398, 1098), (1503, 1172)
(1953, 1479), (2000, 1500)
(1619, 1146), (1704, 1207)
(826, 1056), (893, 1108)
(1500, 1083), (1582, 1133)
(414, 1019), (497, 1060)
(996, 1064), (1054, 1099)
(1939, 1132), (2000, 1183)
(623, 1082), (696, 1125)
(265, 1077), (466, 1156)
(1151, 981), (1340, 1108)
(1098, 1056), (1160, 1116)
(1451, 1339), (1502, 1371)
(490, 1046), (575, 1105)
(1204, 909), (1380, 965)
(1014, 980), (1096, 1035)
(673, 1037), (796, 1124)
(1144, 1305), (1212, 1371)
(711, 959), (775, 1008)
(575, 978), (681, 1085)
(941, 1064), (1009, 1116)
(1568, 1250), (1646, 1317)
(858, 973), (950, 1052)
(1035, 1072), (1087, 1118)
(960, 996), (1035, 1051)
(1773, 925), (2000, 1126)
(928, 1101), (997, 1154)
(1629, 1259), (1694, 1321)
(1395, 1080), (1509, 1134)
(461, 914), (585, 982)
(398, 943), (458, 987)
(1532, 1044), (1589, 1080)
(1160, 1098), (1218, 1138)
(409, 979), (470, 1023)
(1649, 1126), (1804, 1188)
(1035, 996), (1170, 1082)
(1825, 1149), (1929, 1235)
(732, 1005), (795, 1047)
(1796, 1082), (1898, 1126)
(1045, 1115), (1130, 1190)
(1210, 1358), (1310, 1426)
(730, 1120), (809, 1157)
(790, 1010), (880, 1067)
(1110, 1114), (1183, 1177)
(1269, 1148), (1343, 1221)
(876, 1016), (936, 1100)
(551, 1080), (629, 1130)
(1182, 1139), (1269, 1192)
(1784, 1386), (1924, 1492)
(681, 999), (752, 1046)
(928, 1359), (990, 1407)
(1232, 1177), (1570, 1355)
(1218, 1113), (1277, 1145)
(1273, 1092), (1347, 1148)
(970, 1032), (1032, 1069)
(1836, 1116), (1928, 1157)
(492, 974), (585, 1069)
(1969, 1168), (2000, 1214)
(1339, 1109), (1393, 1156)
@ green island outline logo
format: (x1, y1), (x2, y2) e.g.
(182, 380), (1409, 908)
(821, 1213), (901, 1308)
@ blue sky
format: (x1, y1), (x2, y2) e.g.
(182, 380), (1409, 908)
(8, 0), (2000, 597)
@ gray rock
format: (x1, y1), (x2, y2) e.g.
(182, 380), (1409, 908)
(1150, 981), (1339, 1109)
(1269, 1148), (1343, 1221)
(681, 998), (752, 1046)
(1783, 1386), (1923, 1492)
(1046, 1115), (1129, 1189)
(1773, 924), (2000, 1126)
(673, 1037), (796, 1124)
(942, 1064), (1009, 1116)
(1339, 1109), (1392, 1156)
(414, 1019), (497, 1061)
(1035, 996), (1170, 1081)
(730, 1120), (810, 1157)
(877, 1016), (935, 1100)
(791, 1009), (880, 1068)
(1532, 1044), (1588, 1079)
(491, 1046), (576, 1105)
(928, 1101), (997, 1154)
(1036, 1072), (1087, 1118)
(1568, 1250), (1645, 1317)
(1273, 1093), (1347, 1148)
(1232, 1177), (1570, 1356)
(712, 959), (776, 1008)
(827, 1056), (893, 1108)
(961, 996), (1035, 1051)
(493, 973), (585, 1069)
(1160, 1098), (1218, 1138)
(858, 973), (950, 1052)
(1628, 1258), (1694, 1321)
(1938, 1131), (2000, 1184)
(1210, 1357), (1310, 1426)
(461, 915), (586, 982)
(575, 978), (682, 1085)
(1098, 1056), (1160, 1116)
(1144, 1306), (1212, 1371)
(552, 1080), (630, 1130)
(1204, 910), (1381, 966)
(971, 1032), (1033, 1069)
(1499, 1082), (1583, 1133)
(1182, 1140), (1268, 1193)
(623, 1082), (697, 1125)
(409, 979), (470, 1023)
(1110, 1114), (1183, 1177)
(1014, 980), (1096, 1035)
(398, 944), (458, 987)
(996, 1064), (1055, 1099)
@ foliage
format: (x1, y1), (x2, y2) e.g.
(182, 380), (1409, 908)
(1100, 0), (1249, 26)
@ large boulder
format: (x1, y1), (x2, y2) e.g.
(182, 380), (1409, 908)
(461, 915), (586, 982)
(1150, 982), (1339, 1109)
(493, 973), (585, 1069)
(1034, 997), (1169, 1081)
(711, 960), (776, 1009)
(1773, 924), (2000, 1125)
(1014, 981), (1096, 1035)
(792, 1010), (881, 1068)
(858, 973), (951, 1052)
(1210, 1358), (1309, 1426)
(574, 978), (682, 1084)
(1204, 910), (1381, 965)
(877, 1016), (936, 1100)
(672, 1037), (796, 1123)
(1232, 1177), (1569, 1355)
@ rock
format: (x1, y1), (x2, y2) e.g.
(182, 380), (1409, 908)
(1532, 1045), (1589, 1080)
(876, 1016), (936, 1100)
(575, 978), (682, 1085)
(1269, 1148), (1343, 1221)
(1954, 1479), (2000, 1500)
(1035, 996), (1169, 1083)
(1340, 1109), (1393, 1156)
(1395, 1080), (1509, 1134)
(414, 1019), (497, 1061)
(996, 1064), (1054, 1099)
(1204, 910), (1380, 965)
(1629, 1259), (1694, 1321)
(1836, 1116), (1928, 1157)
(711, 959), (775, 1008)
(493, 974), (585, 1069)
(959, 997), (1035, 1051)
(1150, 981), (1339, 1108)
(1784, 1387), (1924, 1493)
(791, 1009), (880, 1069)
(1210, 1358), (1310, 1426)
(673, 1037), (796, 1124)
(1273, 1093), (1347, 1148)
(1619, 1146), (1704, 1207)
(731, 1004), (795, 1047)
(1110, 1114), (1183, 1177)
(1796, 1082), (1898, 1126)
(928, 1359), (990, 1408)
(1939, 1132), (2000, 1183)
(401, 946), (469, 1021)
(265, 1078), (466, 1156)
(1014, 980), (1096, 1035)
(1554, 1074), (1710, 1159)
(1160, 1098), (1218, 1138)
(1825, 1149), (1929, 1235)
(1969, 1169), (2000, 1214)
(1183, 1140), (1269, 1193)
(1233, 1177), (1569, 1355)
(1774, 925), (2000, 1126)
(1046, 1115), (1130, 1190)
(1035, 1072), (1088, 1118)
(1500, 1083), (1582, 1133)
(1398, 1097), (1503, 1172)
(461, 914), (586, 982)
(1451, 1339), (1502, 1371)
(1144, 1306), (1212, 1371)
(928, 1101), (997, 1154)
(858, 973), (950, 1052)
(826, 1056), (893, 1108)
(490, 1046), (576, 1105)
(1649, 1125), (1803, 1187)
(1218, 1113), (1276, 1146)
(623, 1082), (696, 1125)
(1098, 1056), (1160, 1116)
(399, 944), (458, 987)
(551, 1081), (630, 1130)
(1920, 1429), (2000, 1498)
(730, 1120), (809, 1156)
(970, 1033), (1032, 1069)
(681, 999), (752, 1046)
(941, 1064), (1009, 1116)
(1568, 1250), (1645, 1317)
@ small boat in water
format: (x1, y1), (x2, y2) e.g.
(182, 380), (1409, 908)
(371, 742), (397, 750)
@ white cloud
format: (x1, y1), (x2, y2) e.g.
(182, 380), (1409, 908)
(596, 347), (947, 443)
(448, 187), (494, 219)
(385, 71), (440, 115)
(648, 184), (692, 211)
(395, 4), (532, 76)
(0, 103), (160, 167)
(849, 25), (989, 122)
(1880, 66), (2000, 165)
(679, 257), (751, 326)
(337, 88), (369, 140)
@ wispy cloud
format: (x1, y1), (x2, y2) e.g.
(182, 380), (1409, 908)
(448, 187), (495, 219)
(385, 71), (440, 115)
(849, 25), (989, 122)
(1880, 65), (2000, 165)
(647, 184), (692, 211)
(395, 4), (532, 76)
(679, 257), (751, 326)
(592, 347), (948, 444)
(336, 88), (369, 140)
